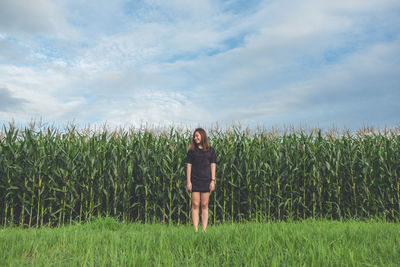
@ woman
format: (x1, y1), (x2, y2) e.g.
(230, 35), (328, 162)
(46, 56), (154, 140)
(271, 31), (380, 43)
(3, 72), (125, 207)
(185, 128), (217, 232)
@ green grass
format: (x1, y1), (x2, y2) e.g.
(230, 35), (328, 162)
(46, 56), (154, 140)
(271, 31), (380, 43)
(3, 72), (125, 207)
(1, 217), (399, 266)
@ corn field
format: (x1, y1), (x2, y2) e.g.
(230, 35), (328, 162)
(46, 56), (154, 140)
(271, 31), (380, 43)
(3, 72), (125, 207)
(1, 122), (399, 227)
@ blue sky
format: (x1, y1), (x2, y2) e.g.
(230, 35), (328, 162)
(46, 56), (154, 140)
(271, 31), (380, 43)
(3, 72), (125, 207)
(0, 0), (399, 132)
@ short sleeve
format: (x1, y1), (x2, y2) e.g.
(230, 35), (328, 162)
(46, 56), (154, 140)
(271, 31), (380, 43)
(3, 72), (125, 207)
(210, 147), (217, 164)
(185, 150), (194, 164)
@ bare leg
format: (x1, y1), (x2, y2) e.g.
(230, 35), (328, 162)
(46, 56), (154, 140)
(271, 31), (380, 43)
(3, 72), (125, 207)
(191, 192), (200, 232)
(200, 192), (210, 232)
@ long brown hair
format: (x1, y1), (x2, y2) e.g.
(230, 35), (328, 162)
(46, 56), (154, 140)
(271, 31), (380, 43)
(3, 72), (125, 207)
(189, 128), (210, 151)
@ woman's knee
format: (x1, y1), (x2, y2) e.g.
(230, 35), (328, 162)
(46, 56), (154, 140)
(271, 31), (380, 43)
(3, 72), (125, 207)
(192, 201), (200, 210)
(201, 201), (208, 209)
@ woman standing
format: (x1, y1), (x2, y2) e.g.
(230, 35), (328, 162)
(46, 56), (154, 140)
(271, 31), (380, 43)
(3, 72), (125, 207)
(185, 128), (217, 232)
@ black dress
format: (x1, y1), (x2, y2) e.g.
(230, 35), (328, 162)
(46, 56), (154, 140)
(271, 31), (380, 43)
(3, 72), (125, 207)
(185, 145), (217, 192)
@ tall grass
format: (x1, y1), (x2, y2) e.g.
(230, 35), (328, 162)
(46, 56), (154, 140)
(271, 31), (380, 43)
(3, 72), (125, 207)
(1, 217), (399, 266)
(0, 122), (399, 227)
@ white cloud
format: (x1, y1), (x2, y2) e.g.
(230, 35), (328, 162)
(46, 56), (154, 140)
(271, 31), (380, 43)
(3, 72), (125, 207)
(0, 0), (399, 130)
(72, 89), (209, 128)
(243, 39), (400, 128)
(0, 0), (57, 33)
(0, 0), (78, 39)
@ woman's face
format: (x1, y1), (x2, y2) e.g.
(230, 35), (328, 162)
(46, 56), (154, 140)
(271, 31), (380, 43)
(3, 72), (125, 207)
(193, 131), (201, 144)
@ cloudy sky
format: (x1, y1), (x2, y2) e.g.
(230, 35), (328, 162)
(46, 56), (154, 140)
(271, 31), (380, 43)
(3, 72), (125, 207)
(0, 0), (399, 132)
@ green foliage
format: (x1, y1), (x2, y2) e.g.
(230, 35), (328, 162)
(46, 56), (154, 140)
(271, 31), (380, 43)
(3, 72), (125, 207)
(0, 122), (399, 227)
(1, 220), (400, 266)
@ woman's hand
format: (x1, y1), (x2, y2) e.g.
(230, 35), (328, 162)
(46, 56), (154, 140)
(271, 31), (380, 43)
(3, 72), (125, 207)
(210, 180), (215, 192)
(187, 182), (192, 192)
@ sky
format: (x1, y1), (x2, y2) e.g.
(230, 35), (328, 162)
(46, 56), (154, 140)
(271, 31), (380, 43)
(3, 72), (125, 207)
(0, 0), (399, 133)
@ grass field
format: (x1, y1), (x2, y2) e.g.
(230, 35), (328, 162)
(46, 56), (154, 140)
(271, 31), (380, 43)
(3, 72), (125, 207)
(1, 217), (399, 266)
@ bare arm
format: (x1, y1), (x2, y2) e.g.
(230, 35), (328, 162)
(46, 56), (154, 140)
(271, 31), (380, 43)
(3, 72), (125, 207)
(211, 163), (216, 181)
(210, 163), (216, 192)
(187, 163), (192, 184)
(186, 163), (192, 192)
